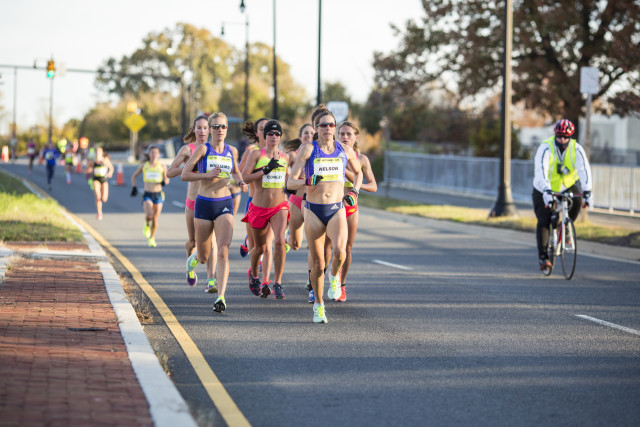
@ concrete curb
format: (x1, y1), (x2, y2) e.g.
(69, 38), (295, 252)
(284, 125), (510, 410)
(10, 169), (198, 427)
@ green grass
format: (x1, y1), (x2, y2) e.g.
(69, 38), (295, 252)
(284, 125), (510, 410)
(359, 193), (640, 248)
(0, 170), (83, 242)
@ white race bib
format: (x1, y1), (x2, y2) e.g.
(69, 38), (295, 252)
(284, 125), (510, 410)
(262, 168), (286, 188)
(313, 157), (344, 182)
(206, 155), (233, 179)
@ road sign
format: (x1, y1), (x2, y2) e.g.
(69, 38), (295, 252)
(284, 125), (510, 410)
(580, 67), (599, 94)
(124, 113), (146, 133)
(327, 101), (349, 123)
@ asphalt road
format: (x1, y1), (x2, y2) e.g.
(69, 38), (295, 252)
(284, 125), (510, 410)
(3, 160), (640, 427)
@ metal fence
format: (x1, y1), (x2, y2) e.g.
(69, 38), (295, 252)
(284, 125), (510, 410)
(384, 151), (639, 214)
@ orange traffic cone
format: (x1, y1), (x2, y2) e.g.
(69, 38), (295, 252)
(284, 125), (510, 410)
(76, 161), (82, 173)
(116, 162), (125, 186)
(1, 146), (8, 163)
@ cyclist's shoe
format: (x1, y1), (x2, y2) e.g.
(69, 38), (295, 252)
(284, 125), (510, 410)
(248, 267), (261, 296)
(186, 271), (197, 287)
(273, 283), (286, 299)
(305, 280), (312, 291)
(565, 232), (575, 250)
(327, 272), (341, 300)
(336, 285), (347, 302)
(205, 278), (218, 294)
(143, 223), (151, 238)
(313, 303), (327, 323)
(260, 281), (272, 298)
(240, 235), (249, 257)
(148, 237), (157, 248)
(186, 251), (199, 272)
(538, 255), (552, 271)
(308, 289), (315, 304)
(213, 296), (226, 313)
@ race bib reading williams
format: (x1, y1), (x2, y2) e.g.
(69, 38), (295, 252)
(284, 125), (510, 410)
(206, 155), (233, 178)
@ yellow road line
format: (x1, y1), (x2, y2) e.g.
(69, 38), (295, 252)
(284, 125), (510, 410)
(73, 215), (251, 427)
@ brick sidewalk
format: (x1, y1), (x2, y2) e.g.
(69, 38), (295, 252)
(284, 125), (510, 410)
(0, 252), (154, 426)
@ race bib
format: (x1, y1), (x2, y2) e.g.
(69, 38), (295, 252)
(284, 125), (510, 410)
(45, 152), (53, 160)
(144, 171), (162, 183)
(206, 155), (233, 179)
(313, 157), (344, 182)
(94, 166), (107, 177)
(262, 168), (286, 188)
(27, 147), (36, 155)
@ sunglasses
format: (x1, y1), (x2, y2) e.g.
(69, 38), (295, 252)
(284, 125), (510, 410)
(266, 131), (281, 137)
(318, 122), (336, 128)
(211, 124), (228, 130)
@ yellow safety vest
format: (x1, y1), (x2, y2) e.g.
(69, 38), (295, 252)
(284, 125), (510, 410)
(545, 137), (578, 192)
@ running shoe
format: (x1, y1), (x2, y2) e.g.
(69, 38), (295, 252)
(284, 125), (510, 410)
(205, 278), (218, 294)
(186, 271), (197, 287)
(327, 271), (341, 300)
(273, 283), (286, 299)
(260, 281), (272, 298)
(313, 303), (327, 323)
(213, 296), (226, 313)
(240, 235), (249, 257)
(305, 280), (312, 291)
(148, 237), (157, 248)
(143, 223), (151, 238)
(258, 256), (263, 273)
(97, 213), (103, 221)
(284, 229), (291, 253)
(248, 267), (261, 296)
(186, 251), (199, 272)
(336, 285), (347, 302)
(308, 289), (315, 304)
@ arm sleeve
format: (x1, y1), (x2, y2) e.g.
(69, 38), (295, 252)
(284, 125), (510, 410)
(532, 144), (551, 193)
(575, 144), (592, 192)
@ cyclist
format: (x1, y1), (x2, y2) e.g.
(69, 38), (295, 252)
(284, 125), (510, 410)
(532, 118), (592, 270)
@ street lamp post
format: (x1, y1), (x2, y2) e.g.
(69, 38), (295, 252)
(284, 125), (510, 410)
(317, 0), (322, 106)
(222, 4), (250, 122)
(272, 0), (278, 119)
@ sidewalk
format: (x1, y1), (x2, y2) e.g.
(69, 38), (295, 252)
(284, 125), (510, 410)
(0, 240), (196, 426)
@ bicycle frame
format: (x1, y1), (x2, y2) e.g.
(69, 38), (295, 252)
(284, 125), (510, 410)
(547, 191), (580, 279)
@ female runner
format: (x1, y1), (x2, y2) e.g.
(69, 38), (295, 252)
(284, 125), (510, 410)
(130, 145), (169, 247)
(86, 147), (114, 220)
(182, 113), (248, 313)
(242, 120), (290, 299)
(166, 115), (217, 292)
(287, 108), (362, 323)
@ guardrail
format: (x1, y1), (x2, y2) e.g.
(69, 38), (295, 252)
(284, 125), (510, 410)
(384, 151), (639, 214)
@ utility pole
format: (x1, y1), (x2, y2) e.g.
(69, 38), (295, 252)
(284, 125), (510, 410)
(316, 0), (322, 106)
(489, 0), (517, 217)
(272, 0), (278, 119)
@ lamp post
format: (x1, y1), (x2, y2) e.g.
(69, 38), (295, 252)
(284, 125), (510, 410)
(272, 0), (278, 119)
(222, 5), (250, 122)
(317, 0), (322, 106)
(489, 0), (517, 217)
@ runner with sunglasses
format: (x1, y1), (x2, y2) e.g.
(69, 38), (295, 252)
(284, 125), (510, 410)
(242, 120), (290, 299)
(167, 115), (218, 291)
(182, 113), (248, 313)
(287, 107), (362, 323)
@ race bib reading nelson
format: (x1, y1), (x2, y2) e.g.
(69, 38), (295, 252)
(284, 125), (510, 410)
(313, 157), (344, 182)
(206, 155), (233, 179)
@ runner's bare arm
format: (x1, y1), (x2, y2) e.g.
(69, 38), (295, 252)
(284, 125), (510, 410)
(287, 144), (312, 191)
(166, 145), (190, 178)
(181, 145), (210, 181)
(241, 149), (265, 184)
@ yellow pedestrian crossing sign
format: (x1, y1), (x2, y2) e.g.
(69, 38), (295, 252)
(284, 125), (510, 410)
(124, 113), (147, 133)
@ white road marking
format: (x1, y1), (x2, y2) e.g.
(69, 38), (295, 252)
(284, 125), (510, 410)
(172, 201), (185, 209)
(575, 315), (640, 337)
(372, 259), (413, 271)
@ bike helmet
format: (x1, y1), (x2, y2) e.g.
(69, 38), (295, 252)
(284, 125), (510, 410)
(554, 119), (575, 137)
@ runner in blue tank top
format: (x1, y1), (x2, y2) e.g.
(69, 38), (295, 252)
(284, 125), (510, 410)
(287, 105), (362, 324)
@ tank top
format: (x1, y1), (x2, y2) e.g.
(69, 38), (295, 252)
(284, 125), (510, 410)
(143, 161), (164, 183)
(304, 140), (347, 183)
(197, 143), (234, 179)
(93, 161), (108, 178)
(255, 149), (287, 188)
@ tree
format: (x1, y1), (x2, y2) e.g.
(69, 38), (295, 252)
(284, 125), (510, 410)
(372, 0), (640, 125)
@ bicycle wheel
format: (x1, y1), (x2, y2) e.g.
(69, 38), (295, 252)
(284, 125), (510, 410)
(560, 218), (577, 280)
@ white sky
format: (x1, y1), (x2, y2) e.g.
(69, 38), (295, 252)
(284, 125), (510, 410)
(0, 0), (423, 132)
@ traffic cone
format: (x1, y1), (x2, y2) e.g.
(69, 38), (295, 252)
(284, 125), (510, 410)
(116, 162), (125, 186)
(1, 146), (8, 163)
(76, 161), (82, 173)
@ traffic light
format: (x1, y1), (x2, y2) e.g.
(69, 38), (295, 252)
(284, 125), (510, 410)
(46, 60), (55, 78)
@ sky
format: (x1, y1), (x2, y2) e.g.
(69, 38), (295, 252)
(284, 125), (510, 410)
(0, 0), (424, 133)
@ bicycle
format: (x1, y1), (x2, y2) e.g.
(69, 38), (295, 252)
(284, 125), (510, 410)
(542, 191), (580, 280)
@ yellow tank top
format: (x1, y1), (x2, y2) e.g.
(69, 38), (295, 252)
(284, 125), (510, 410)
(143, 162), (163, 183)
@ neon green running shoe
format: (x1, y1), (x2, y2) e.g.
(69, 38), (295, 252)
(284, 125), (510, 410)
(205, 278), (218, 294)
(143, 223), (151, 238)
(213, 296), (226, 313)
(148, 237), (157, 248)
(327, 271), (341, 300)
(186, 251), (199, 272)
(313, 303), (327, 323)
